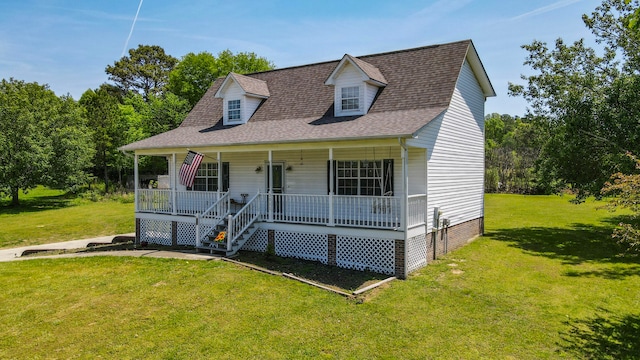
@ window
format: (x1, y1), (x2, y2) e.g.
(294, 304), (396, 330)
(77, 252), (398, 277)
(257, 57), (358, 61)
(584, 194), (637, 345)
(330, 159), (394, 196)
(228, 99), (241, 121)
(189, 162), (229, 192)
(341, 86), (359, 111)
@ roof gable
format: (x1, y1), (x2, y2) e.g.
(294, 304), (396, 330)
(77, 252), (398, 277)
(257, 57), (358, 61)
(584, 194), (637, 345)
(324, 54), (387, 87)
(214, 72), (270, 99)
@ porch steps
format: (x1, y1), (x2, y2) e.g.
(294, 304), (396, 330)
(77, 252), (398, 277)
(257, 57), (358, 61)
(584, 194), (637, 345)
(197, 222), (259, 257)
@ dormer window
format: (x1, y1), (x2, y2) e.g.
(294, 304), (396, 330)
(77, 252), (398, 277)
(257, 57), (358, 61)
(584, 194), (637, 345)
(325, 54), (387, 117)
(228, 99), (241, 122)
(215, 72), (270, 125)
(341, 86), (360, 111)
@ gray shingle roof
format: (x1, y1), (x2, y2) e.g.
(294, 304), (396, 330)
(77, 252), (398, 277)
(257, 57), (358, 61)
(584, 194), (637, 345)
(121, 40), (482, 151)
(222, 72), (270, 98)
(345, 54), (388, 85)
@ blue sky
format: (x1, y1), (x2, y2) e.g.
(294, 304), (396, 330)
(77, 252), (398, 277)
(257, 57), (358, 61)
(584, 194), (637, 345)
(0, 0), (603, 116)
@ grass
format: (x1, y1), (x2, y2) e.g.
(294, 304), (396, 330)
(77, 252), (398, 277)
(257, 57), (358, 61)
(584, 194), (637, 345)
(0, 194), (639, 358)
(0, 186), (134, 248)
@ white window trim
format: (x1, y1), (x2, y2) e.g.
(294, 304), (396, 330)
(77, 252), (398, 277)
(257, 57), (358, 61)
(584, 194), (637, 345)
(227, 99), (242, 123)
(336, 160), (384, 196)
(340, 86), (360, 112)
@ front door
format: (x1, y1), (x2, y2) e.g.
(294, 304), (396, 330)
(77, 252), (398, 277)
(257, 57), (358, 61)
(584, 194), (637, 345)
(266, 163), (284, 213)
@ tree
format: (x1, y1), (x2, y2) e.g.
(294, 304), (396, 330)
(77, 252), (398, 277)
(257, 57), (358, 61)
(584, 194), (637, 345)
(80, 85), (128, 192)
(168, 50), (275, 108)
(508, 0), (640, 198)
(0, 79), (93, 205)
(167, 52), (218, 108)
(601, 153), (640, 254)
(215, 49), (275, 75)
(484, 114), (549, 194)
(105, 45), (178, 100)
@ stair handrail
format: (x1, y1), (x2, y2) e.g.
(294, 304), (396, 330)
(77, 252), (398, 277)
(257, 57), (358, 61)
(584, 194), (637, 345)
(195, 192), (230, 247)
(227, 192), (262, 251)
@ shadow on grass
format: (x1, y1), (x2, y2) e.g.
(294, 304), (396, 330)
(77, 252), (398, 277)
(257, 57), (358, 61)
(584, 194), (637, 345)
(234, 251), (390, 292)
(486, 216), (640, 278)
(65, 243), (389, 293)
(0, 193), (76, 214)
(486, 222), (627, 265)
(561, 310), (640, 359)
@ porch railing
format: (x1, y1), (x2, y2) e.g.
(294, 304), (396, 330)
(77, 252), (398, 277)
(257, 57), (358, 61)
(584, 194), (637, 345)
(271, 194), (330, 225)
(266, 193), (401, 229)
(407, 194), (427, 228)
(227, 192), (262, 250)
(137, 189), (225, 216)
(137, 189), (427, 231)
(333, 195), (401, 229)
(195, 192), (231, 247)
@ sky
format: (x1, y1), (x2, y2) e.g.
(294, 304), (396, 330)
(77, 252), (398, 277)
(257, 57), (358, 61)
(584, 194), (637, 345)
(0, 0), (605, 116)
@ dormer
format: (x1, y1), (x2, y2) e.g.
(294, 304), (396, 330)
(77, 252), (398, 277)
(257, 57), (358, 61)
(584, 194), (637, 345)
(325, 55), (387, 117)
(214, 72), (270, 125)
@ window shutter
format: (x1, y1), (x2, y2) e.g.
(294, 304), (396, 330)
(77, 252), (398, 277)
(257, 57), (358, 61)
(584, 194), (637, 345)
(222, 162), (230, 191)
(383, 159), (394, 195)
(327, 160), (337, 195)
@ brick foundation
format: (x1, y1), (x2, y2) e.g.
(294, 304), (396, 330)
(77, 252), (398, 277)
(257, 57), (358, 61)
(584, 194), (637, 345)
(426, 217), (483, 260)
(135, 218), (141, 245)
(267, 229), (275, 249)
(395, 239), (406, 279)
(171, 221), (178, 246)
(327, 234), (337, 266)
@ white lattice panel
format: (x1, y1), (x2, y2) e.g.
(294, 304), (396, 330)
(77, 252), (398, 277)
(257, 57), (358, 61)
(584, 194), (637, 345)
(336, 236), (395, 275)
(177, 222), (196, 246)
(198, 224), (215, 245)
(275, 231), (328, 264)
(140, 219), (171, 246)
(407, 234), (428, 273)
(241, 228), (268, 252)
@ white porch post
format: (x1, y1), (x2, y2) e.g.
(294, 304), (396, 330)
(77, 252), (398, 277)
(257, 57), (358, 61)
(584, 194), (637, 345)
(401, 139), (409, 279)
(134, 153), (139, 212)
(328, 147), (334, 227)
(171, 153), (177, 215)
(217, 151), (222, 215)
(217, 152), (222, 195)
(268, 150), (274, 222)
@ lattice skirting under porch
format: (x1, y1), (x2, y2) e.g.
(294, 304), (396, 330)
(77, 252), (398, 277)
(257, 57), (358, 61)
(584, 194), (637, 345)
(406, 233), (428, 273)
(139, 219), (172, 246)
(136, 217), (484, 278)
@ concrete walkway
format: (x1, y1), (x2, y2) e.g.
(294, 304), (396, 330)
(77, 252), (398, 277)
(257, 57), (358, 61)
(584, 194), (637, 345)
(0, 233), (220, 262)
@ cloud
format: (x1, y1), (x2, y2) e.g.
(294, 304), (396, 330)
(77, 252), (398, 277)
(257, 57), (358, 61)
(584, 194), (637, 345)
(510, 0), (582, 21)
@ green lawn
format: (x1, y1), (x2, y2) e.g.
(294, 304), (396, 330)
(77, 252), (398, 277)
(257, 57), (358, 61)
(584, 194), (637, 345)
(0, 194), (639, 358)
(0, 187), (134, 248)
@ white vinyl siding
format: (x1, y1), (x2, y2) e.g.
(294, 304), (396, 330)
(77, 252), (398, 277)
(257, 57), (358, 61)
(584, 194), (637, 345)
(334, 63), (365, 116)
(364, 83), (379, 112)
(408, 59), (485, 231)
(221, 81), (263, 125)
(174, 146), (404, 203)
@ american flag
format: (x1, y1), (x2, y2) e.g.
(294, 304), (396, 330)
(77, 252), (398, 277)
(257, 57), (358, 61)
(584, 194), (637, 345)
(179, 151), (204, 188)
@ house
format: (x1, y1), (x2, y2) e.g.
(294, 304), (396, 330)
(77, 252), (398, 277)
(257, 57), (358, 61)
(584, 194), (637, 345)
(120, 40), (495, 279)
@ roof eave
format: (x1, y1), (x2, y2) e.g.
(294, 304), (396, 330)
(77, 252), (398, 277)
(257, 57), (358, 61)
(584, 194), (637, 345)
(121, 133), (413, 153)
(465, 41), (496, 98)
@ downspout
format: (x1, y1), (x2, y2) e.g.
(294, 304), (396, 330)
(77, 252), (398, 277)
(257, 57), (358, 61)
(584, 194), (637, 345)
(399, 137), (409, 279)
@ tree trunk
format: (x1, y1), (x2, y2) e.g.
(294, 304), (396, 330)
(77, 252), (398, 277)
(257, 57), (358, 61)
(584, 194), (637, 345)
(11, 186), (19, 206)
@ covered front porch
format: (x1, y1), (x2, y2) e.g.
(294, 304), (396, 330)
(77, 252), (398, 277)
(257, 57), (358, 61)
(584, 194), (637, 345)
(131, 141), (429, 276)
